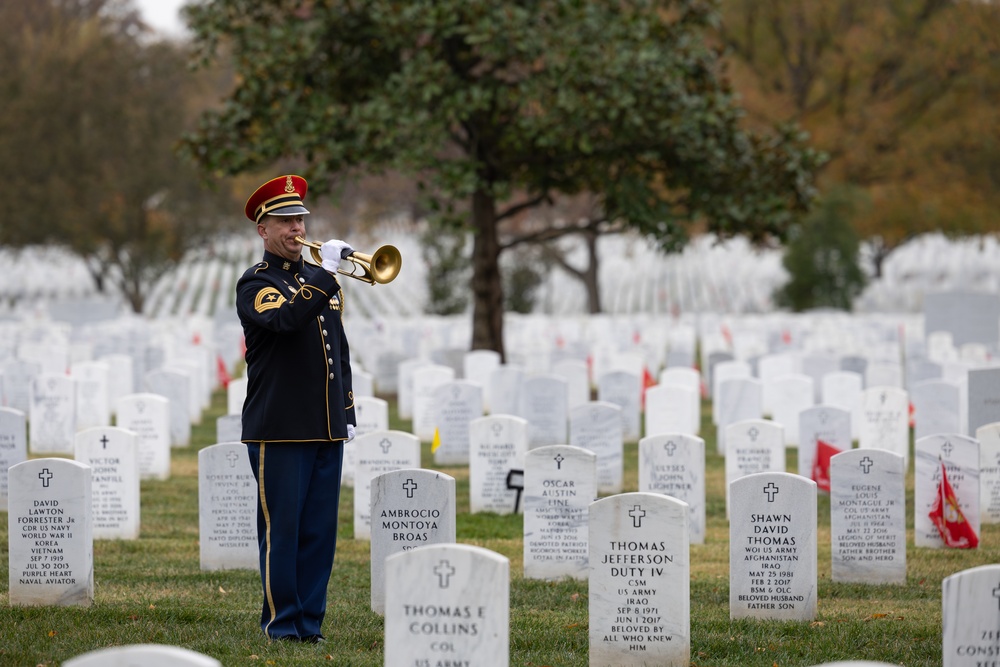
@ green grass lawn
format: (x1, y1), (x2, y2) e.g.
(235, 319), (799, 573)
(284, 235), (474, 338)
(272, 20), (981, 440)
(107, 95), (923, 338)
(0, 389), (996, 666)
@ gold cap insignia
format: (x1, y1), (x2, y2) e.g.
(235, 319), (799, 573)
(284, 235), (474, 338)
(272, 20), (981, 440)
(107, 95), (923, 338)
(284, 176), (295, 193)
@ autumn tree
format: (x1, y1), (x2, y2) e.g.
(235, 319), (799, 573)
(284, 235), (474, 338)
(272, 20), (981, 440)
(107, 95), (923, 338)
(720, 0), (1000, 276)
(0, 0), (239, 311)
(182, 0), (820, 358)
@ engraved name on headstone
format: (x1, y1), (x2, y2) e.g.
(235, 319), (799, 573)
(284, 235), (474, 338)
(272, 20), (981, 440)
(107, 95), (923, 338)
(570, 401), (623, 494)
(638, 433), (706, 544)
(941, 564), (1000, 667)
(470, 415), (527, 514)
(198, 443), (257, 570)
(914, 434), (980, 549)
(354, 431), (421, 540)
(115, 393), (171, 481)
(74, 426), (140, 540)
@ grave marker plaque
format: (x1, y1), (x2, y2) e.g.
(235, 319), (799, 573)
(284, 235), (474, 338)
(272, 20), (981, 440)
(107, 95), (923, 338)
(523, 445), (596, 581)
(729, 472), (817, 621)
(74, 426), (140, 540)
(370, 469), (456, 614)
(384, 544), (508, 667)
(8, 458), (94, 606)
(830, 449), (906, 584)
(638, 434), (706, 544)
(198, 443), (257, 570)
(589, 492), (690, 667)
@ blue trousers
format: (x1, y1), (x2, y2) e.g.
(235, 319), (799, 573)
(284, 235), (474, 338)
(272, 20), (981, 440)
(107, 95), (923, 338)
(246, 441), (343, 639)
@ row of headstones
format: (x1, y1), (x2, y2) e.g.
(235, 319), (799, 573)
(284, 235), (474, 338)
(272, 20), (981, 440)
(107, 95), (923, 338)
(8, 453), (995, 666)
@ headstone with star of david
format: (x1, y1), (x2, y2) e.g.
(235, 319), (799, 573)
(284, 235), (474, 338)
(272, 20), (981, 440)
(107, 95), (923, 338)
(430, 380), (483, 466)
(28, 373), (76, 455)
(371, 470), (457, 614)
(469, 415), (527, 514)
(724, 419), (785, 519)
(588, 492), (690, 666)
(798, 404), (854, 481)
(941, 564), (1000, 666)
(974, 421), (1000, 524)
(354, 431), (421, 540)
(8, 458), (94, 607)
(914, 434), (980, 549)
(74, 426), (140, 540)
(968, 367), (1000, 437)
(644, 383), (699, 439)
(384, 543), (508, 666)
(341, 395), (389, 488)
(729, 472), (817, 621)
(715, 376), (764, 455)
(638, 433), (706, 544)
(488, 364), (527, 418)
(858, 386), (910, 467)
(197, 442), (258, 570)
(523, 445), (596, 581)
(143, 368), (192, 448)
(569, 401), (624, 494)
(0, 407), (27, 512)
(912, 379), (963, 442)
(115, 393), (171, 480)
(830, 448), (906, 584)
(519, 374), (569, 448)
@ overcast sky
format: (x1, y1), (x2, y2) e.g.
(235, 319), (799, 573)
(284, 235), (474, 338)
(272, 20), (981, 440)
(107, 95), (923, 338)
(135, 0), (189, 37)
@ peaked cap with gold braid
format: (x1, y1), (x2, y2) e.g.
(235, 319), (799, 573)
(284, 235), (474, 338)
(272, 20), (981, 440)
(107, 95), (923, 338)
(244, 175), (310, 223)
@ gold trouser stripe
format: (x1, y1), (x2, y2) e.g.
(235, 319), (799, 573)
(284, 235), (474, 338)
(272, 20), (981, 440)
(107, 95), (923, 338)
(258, 442), (277, 636)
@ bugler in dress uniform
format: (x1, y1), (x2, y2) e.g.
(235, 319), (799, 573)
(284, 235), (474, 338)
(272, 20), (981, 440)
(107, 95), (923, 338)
(237, 174), (356, 643)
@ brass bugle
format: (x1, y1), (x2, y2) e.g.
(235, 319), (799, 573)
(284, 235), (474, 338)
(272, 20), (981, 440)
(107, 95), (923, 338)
(294, 236), (401, 285)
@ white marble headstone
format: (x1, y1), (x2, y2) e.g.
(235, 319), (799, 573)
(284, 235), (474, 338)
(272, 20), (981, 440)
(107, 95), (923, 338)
(715, 377), (763, 454)
(70, 361), (110, 431)
(1, 359), (41, 414)
(226, 376), (247, 416)
(145, 368), (192, 448)
(523, 445), (595, 581)
(396, 357), (430, 421)
(798, 405), (853, 482)
(197, 443), (257, 570)
(724, 419), (785, 518)
(488, 365), (526, 417)
(519, 375), (569, 448)
(431, 380), (483, 466)
(729, 472), (817, 621)
(912, 379), (962, 442)
(638, 433), (706, 544)
(384, 544), (508, 666)
(644, 384), (699, 438)
(64, 644), (222, 667)
(8, 458), (94, 606)
(469, 415), (527, 514)
(29, 373), (76, 455)
(215, 414), (242, 445)
(0, 407), (27, 511)
(858, 386), (910, 466)
(914, 434), (980, 549)
(115, 393), (171, 480)
(974, 421), (1000, 524)
(464, 349), (501, 411)
(942, 564), (1000, 667)
(589, 492), (689, 666)
(552, 358), (590, 412)
(967, 368), (1000, 436)
(74, 426), (140, 540)
(570, 401), (623, 494)
(768, 374), (814, 446)
(597, 369), (642, 441)
(341, 395), (389, 488)
(822, 371), (864, 440)
(412, 363), (454, 440)
(370, 468), (456, 615)
(354, 431), (421, 540)
(830, 449), (906, 584)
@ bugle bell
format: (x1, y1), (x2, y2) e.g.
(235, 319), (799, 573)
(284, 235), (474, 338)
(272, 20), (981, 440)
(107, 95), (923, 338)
(294, 236), (402, 285)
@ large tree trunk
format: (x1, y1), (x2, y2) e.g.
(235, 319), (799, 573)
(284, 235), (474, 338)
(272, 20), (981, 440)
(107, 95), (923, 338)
(470, 189), (505, 361)
(582, 228), (601, 314)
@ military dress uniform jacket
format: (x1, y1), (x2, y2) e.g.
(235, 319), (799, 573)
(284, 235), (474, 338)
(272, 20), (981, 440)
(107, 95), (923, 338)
(236, 250), (355, 443)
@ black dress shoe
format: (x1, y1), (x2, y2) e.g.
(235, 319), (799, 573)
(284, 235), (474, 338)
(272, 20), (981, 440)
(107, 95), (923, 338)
(302, 634), (326, 644)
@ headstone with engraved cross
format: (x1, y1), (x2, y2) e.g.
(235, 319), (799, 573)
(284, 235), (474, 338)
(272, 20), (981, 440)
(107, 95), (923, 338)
(354, 431), (421, 540)
(431, 380), (483, 466)
(370, 468), (456, 614)
(115, 393), (171, 481)
(974, 421), (1000, 524)
(724, 419), (785, 519)
(8, 458), (94, 606)
(830, 449), (906, 584)
(914, 434), (980, 549)
(942, 564), (1000, 667)
(0, 407), (27, 512)
(74, 426), (140, 540)
(859, 386), (910, 467)
(197, 442), (258, 570)
(729, 472), (817, 621)
(638, 433), (706, 544)
(523, 445), (596, 581)
(384, 544), (508, 666)
(341, 395), (389, 488)
(589, 492), (690, 666)
(469, 415), (527, 514)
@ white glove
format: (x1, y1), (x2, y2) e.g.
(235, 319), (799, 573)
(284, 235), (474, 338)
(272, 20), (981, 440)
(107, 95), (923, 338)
(346, 424), (356, 442)
(320, 239), (354, 272)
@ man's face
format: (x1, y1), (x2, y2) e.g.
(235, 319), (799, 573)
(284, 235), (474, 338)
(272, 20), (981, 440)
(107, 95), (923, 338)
(258, 215), (306, 261)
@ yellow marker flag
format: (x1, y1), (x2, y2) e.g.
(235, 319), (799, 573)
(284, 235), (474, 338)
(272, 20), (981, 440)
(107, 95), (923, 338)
(431, 427), (441, 452)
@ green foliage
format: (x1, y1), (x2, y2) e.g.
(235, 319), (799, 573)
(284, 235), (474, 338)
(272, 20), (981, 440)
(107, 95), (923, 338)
(774, 188), (868, 312)
(502, 249), (544, 314)
(420, 225), (470, 316)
